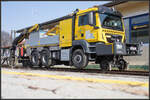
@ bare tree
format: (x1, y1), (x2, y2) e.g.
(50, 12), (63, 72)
(1, 30), (12, 47)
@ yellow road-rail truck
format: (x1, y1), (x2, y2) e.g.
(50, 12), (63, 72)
(11, 5), (143, 71)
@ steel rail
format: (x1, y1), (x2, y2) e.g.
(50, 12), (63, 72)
(1, 64), (149, 76)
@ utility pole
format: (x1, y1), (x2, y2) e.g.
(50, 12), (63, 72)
(14, 30), (16, 40)
(11, 29), (13, 44)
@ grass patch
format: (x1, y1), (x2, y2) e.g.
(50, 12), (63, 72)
(128, 65), (149, 71)
(86, 64), (149, 71)
(85, 64), (99, 69)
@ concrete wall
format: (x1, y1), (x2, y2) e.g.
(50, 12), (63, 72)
(114, 1), (149, 18)
(124, 45), (149, 65)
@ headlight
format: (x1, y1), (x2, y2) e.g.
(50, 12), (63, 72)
(116, 44), (123, 49)
(130, 47), (136, 50)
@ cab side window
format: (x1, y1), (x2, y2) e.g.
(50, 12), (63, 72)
(78, 13), (96, 26)
(79, 14), (88, 26)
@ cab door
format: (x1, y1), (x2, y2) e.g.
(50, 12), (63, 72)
(75, 13), (98, 42)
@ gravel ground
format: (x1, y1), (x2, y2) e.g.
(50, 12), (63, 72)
(1, 67), (149, 99)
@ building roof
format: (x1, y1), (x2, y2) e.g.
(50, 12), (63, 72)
(103, 0), (128, 7)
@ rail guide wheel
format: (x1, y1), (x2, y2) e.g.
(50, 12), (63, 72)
(117, 59), (128, 71)
(100, 60), (112, 71)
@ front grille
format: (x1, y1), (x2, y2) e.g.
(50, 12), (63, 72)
(106, 34), (122, 43)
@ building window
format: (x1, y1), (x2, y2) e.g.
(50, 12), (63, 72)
(123, 18), (130, 43)
(130, 14), (149, 44)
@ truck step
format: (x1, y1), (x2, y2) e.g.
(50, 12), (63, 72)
(88, 52), (96, 54)
(88, 46), (96, 48)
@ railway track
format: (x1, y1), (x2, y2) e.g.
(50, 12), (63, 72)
(1, 64), (149, 76)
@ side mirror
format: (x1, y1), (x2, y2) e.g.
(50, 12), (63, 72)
(88, 12), (94, 26)
(88, 12), (99, 29)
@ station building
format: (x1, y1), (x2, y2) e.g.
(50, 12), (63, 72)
(103, 1), (149, 65)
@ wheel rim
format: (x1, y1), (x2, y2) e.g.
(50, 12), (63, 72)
(74, 55), (82, 63)
(32, 54), (38, 65)
(42, 56), (46, 63)
(74, 54), (82, 64)
(32, 56), (36, 63)
(118, 60), (126, 70)
(102, 63), (108, 69)
(42, 54), (48, 64)
(101, 60), (109, 70)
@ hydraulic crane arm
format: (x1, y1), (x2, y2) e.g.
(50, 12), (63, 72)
(28, 24), (39, 33)
(8, 24), (39, 66)
(12, 24), (39, 50)
(44, 25), (59, 36)
(10, 23), (39, 62)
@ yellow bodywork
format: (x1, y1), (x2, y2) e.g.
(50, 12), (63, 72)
(57, 6), (125, 47)
(59, 18), (72, 47)
(25, 6), (126, 48)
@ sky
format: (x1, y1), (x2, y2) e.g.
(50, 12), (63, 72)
(2, 1), (109, 35)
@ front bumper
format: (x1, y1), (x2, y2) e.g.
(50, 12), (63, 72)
(96, 42), (142, 56)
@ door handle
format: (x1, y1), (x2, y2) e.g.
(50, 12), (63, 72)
(81, 33), (84, 37)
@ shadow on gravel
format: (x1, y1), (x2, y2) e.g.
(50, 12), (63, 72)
(27, 85), (61, 94)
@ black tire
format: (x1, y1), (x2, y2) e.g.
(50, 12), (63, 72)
(22, 61), (27, 67)
(72, 49), (88, 69)
(31, 51), (40, 67)
(118, 59), (127, 71)
(8, 57), (15, 66)
(41, 49), (52, 68)
(22, 60), (31, 67)
(100, 60), (111, 71)
(1, 57), (5, 65)
(7, 57), (11, 66)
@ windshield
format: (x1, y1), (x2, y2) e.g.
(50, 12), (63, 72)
(99, 13), (123, 31)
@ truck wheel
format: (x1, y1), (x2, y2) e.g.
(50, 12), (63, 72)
(100, 60), (111, 71)
(22, 61), (28, 67)
(31, 51), (40, 67)
(1, 57), (5, 65)
(41, 49), (52, 68)
(72, 49), (88, 69)
(118, 59), (127, 71)
(8, 56), (16, 67)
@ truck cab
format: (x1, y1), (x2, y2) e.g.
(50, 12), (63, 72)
(75, 6), (125, 43)
(70, 6), (142, 70)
